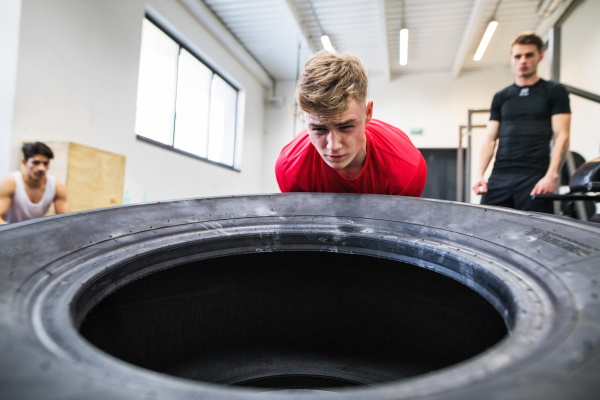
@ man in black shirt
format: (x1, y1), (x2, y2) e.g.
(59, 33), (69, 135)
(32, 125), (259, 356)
(473, 33), (571, 213)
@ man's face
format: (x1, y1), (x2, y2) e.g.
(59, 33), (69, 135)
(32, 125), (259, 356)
(510, 44), (543, 78)
(23, 155), (50, 181)
(305, 99), (373, 170)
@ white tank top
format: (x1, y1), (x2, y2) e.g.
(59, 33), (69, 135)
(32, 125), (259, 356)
(6, 171), (56, 223)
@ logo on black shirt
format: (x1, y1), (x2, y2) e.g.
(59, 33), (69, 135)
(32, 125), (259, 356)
(519, 88), (529, 97)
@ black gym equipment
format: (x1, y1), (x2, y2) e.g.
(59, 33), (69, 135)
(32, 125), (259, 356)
(533, 157), (600, 221)
(1, 194), (599, 399)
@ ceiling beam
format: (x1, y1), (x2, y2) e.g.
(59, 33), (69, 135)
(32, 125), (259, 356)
(178, 0), (274, 89)
(452, 0), (489, 78)
(280, 0), (320, 55)
(536, 0), (576, 36)
(377, 0), (391, 81)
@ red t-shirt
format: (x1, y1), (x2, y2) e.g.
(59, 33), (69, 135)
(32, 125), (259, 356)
(275, 119), (427, 196)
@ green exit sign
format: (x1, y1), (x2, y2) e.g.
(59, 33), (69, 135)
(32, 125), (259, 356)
(410, 128), (423, 134)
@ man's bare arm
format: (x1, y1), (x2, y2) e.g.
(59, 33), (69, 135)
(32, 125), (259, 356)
(0, 176), (17, 225)
(54, 180), (70, 214)
(472, 120), (500, 195)
(530, 113), (571, 195)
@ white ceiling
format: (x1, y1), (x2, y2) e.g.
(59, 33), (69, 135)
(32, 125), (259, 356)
(388, 0), (477, 75)
(290, 0), (390, 77)
(202, 0), (310, 81)
(461, 0), (543, 71)
(198, 0), (560, 81)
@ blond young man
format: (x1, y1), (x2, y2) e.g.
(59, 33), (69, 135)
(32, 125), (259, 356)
(275, 50), (427, 196)
(0, 142), (69, 224)
(473, 33), (571, 213)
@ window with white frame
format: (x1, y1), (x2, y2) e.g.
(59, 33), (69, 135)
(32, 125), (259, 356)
(135, 17), (239, 169)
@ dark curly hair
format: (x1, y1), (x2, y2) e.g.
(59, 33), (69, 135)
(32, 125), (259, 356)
(22, 142), (54, 161)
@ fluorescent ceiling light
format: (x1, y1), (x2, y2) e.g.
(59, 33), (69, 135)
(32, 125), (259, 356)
(399, 28), (408, 65)
(474, 20), (498, 61)
(321, 35), (334, 52)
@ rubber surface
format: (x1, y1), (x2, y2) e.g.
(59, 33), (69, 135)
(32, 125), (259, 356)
(1, 193), (600, 399)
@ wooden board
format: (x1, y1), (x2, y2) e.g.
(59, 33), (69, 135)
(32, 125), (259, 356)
(20, 141), (126, 214)
(66, 143), (126, 212)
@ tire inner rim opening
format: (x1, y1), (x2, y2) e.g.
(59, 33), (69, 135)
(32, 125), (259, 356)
(77, 250), (509, 391)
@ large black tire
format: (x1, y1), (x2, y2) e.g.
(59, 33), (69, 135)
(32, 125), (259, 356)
(1, 193), (599, 399)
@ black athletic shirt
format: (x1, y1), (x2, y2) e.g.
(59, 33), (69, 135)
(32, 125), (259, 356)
(490, 79), (570, 172)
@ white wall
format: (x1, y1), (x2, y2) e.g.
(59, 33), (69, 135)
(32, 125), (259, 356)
(263, 80), (300, 193)
(262, 68), (514, 200)
(0, 0), (22, 178)
(559, 0), (600, 163)
(538, 0), (600, 164)
(11, 0), (267, 203)
(368, 68), (514, 148)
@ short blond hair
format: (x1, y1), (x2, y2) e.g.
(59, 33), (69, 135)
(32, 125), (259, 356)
(295, 50), (368, 115)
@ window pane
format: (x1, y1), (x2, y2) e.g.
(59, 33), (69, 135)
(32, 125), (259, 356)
(134, 19), (179, 145)
(173, 49), (212, 158)
(208, 75), (237, 166)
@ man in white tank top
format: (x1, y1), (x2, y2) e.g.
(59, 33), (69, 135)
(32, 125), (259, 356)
(0, 142), (69, 224)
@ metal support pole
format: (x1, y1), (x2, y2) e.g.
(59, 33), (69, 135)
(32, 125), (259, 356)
(466, 115), (472, 204)
(457, 126), (464, 202)
(549, 27), (562, 215)
(564, 85), (600, 103)
(566, 152), (589, 221)
(549, 26), (561, 82)
(464, 110), (490, 204)
(553, 177), (562, 215)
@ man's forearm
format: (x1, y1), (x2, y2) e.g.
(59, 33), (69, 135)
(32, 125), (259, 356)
(0, 209), (9, 224)
(477, 141), (496, 177)
(547, 113), (571, 179)
(530, 133), (569, 195)
(477, 121), (500, 178)
(54, 200), (70, 214)
(546, 134), (569, 178)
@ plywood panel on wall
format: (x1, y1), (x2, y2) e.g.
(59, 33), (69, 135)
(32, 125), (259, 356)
(20, 141), (125, 214)
(66, 143), (125, 212)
